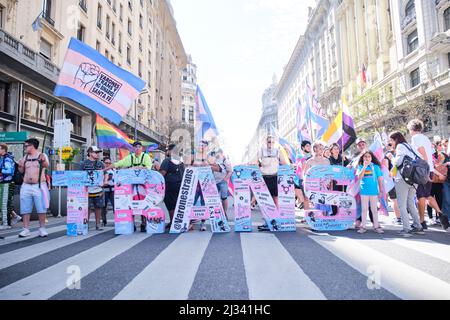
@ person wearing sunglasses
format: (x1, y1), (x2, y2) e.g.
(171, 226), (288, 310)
(17, 138), (50, 238)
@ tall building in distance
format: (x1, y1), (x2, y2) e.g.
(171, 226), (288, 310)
(0, 0), (187, 160)
(242, 76), (279, 164)
(181, 54), (196, 127)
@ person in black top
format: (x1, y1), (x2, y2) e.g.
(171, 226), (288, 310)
(160, 144), (185, 230)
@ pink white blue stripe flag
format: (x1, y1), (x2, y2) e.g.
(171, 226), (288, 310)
(54, 38), (146, 125)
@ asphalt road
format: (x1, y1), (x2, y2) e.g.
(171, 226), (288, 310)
(0, 207), (449, 300)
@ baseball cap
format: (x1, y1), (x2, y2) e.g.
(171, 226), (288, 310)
(87, 146), (102, 154)
(133, 141), (143, 147)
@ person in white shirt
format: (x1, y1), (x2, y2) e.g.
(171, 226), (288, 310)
(408, 119), (445, 230)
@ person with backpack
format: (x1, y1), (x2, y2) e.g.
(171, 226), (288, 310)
(160, 144), (185, 230)
(0, 143), (21, 229)
(17, 138), (50, 238)
(82, 146), (108, 231)
(389, 131), (425, 237)
(408, 119), (446, 230)
(107, 141), (153, 232)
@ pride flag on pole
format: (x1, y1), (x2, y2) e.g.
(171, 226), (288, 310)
(54, 38), (146, 125)
(96, 115), (134, 151)
(195, 85), (219, 145)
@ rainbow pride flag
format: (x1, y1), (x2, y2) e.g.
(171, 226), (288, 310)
(96, 115), (134, 151)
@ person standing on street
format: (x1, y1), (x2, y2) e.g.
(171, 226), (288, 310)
(107, 141), (153, 232)
(211, 149), (232, 219)
(0, 144), (20, 229)
(18, 138), (50, 238)
(102, 157), (115, 227)
(82, 146), (107, 231)
(160, 144), (185, 230)
(408, 119), (446, 230)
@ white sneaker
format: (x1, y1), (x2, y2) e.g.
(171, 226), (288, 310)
(19, 228), (31, 238)
(38, 227), (49, 238)
(0, 225), (11, 230)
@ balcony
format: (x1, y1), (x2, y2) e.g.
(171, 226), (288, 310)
(123, 114), (166, 144)
(42, 11), (55, 27)
(0, 29), (60, 83)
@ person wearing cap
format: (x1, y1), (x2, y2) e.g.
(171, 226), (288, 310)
(106, 141), (153, 232)
(82, 146), (108, 231)
(160, 144), (185, 230)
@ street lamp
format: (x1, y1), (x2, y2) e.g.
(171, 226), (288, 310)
(135, 89), (149, 140)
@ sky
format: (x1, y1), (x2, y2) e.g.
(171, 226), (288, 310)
(171, 0), (317, 163)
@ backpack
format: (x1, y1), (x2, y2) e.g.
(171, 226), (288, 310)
(12, 161), (22, 185)
(398, 143), (430, 186)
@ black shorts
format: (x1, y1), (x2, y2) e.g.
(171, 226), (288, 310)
(294, 180), (303, 191)
(164, 182), (182, 212)
(416, 174), (433, 199)
(388, 188), (397, 200)
(263, 175), (278, 197)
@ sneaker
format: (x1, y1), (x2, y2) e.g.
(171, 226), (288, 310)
(421, 221), (428, 230)
(96, 225), (104, 231)
(257, 224), (270, 232)
(398, 230), (413, 238)
(12, 214), (22, 225)
(374, 227), (385, 234)
(411, 227), (425, 235)
(18, 228), (31, 238)
(395, 218), (402, 225)
(38, 227), (48, 237)
(439, 214), (450, 231)
(0, 225), (12, 230)
(357, 228), (367, 234)
(200, 222), (206, 232)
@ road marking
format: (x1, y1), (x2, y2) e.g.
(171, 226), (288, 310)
(385, 238), (450, 264)
(114, 232), (211, 300)
(0, 233), (149, 300)
(0, 227), (113, 270)
(310, 235), (450, 300)
(0, 225), (68, 246)
(240, 233), (326, 300)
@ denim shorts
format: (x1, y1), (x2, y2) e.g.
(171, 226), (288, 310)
(20, 184), (47, 214)
(216, 181), (229, 201)
(88, 193), (105, 209)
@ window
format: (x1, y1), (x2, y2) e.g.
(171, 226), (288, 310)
(105, 50), (109, 59)
(65, 110), (82, 135)
(139, 14), (143, 29)
(445, 7), (450, 31)
(42, 0), (54, 25)
(127, 45), (131, 65)
(79, 0), (87, 13)
(128, 19), (132, 36)
(106, 15), (110, 39)
(0, 81), (9, 113)
(39, 38), (52, 60)
(148, 72), (151, 88)
(111, 22), (116, 45)
(23, 92), (54, 126)
(96, 40), (101, 52)
(118, 32), (122, 53)
(77, 23), (85, 42)
(405, 0), (415, 17)
(410, 68), (420, 88)
(407, 29), (418, 53)
(182, 107), (186, 122)
(189, 106), (194, 122)
(138, 60), (142, 77)
(0, 5), (5, 29)
(111, 56), (115, 64)
(113, 0), (117, 12)
(128, 0), (133, 11)
(97, 4), (102, 29)
(119, 4), (123, 21)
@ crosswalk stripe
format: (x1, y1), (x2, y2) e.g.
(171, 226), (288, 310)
(0, 225), (68, 246)
(0, 227), (113, 270)
(0, 233), (149, 300)
(114, 232), (212, 300)
(384, 238), (450, 264)
(240, 233), (326, 300)
(310, 235), (450, 300)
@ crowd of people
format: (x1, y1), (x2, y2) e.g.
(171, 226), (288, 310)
(0, 118), (449, 238)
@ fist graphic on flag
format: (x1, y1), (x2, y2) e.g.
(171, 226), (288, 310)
(73, 63), (100, 89)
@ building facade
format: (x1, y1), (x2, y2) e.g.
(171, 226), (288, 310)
(276, 0), (342, 146)
(0, 0), (187, 164)
(242, 78), (279, 163)
(181, 54), (196, 126)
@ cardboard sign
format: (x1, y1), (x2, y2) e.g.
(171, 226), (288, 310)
(304, 165), (356, 231)
(170, 166), (231, 234)
(231, 165), (296, 232)
(52, 170), (104, 237)
(113, 170), (166, 235)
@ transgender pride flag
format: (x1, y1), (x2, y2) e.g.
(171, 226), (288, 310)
(54, 38), (146, 125)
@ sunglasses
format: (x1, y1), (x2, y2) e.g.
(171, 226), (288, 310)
(24, 144), (32, 148)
